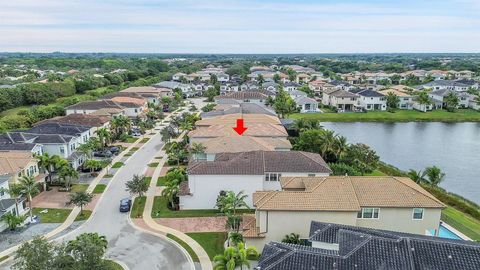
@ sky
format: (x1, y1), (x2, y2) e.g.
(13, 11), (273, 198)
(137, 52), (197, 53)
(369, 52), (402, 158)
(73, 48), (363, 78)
(1, 0), (479, 53)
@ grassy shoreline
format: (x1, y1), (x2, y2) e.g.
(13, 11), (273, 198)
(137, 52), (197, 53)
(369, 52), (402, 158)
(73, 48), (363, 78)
(290, 109), (480, 122)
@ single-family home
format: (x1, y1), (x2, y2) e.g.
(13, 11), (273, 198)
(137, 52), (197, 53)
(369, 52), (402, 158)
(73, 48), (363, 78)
(194, 113), (282, 128)
(109, 96), (148, 118)
(172, 72), (187, 81)
(179, 151), (331, 209)
(215, 92), (268, 105)
(0, 174), (27, 231)
(468, 94), (480, 110)
(322, 89), (360, 112)
(65, 100), (125, 115)
(35, 114), (110, 136)
(188, 123), (288, 143)
(257, 221), (480, 270)
(284, 82), (300, 92)
(379, 87), (415, 110)
(428, 89), (470, 109)
(153, 81), (195, 97)
(120, 86), (174, 103)
(244, 176), (445, 251)
(294, 96), (320, 113)
(350, 89), (387, 111)
(421, 80), (470, 92)
(0, 150), (45, 186)
(261, 82), (279, 93)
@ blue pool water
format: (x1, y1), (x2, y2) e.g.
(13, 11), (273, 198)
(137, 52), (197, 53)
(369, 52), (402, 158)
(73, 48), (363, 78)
(437, 225), (462, 240)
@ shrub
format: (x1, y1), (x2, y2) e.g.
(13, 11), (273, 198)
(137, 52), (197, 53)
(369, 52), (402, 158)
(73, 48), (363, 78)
(329, 162), (360, 176)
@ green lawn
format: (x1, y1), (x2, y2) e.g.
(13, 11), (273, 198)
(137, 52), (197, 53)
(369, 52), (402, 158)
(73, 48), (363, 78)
(289, 109), (480, 122)
(140, 138), (150, 143)
(103, 260), (124, 270)
(442, 207), (480, 241)
(156, 176), (167, 186)
(167, 234), (200, 262)
(32, 208), (91, 223)
(130, 196), (146, 218)
(112, 162), (124, 168)
(186, 232), (227, 260)
(0, 106), (29, 117)
(104, 174), (114, 178)
(155, 156), (163, 159)
(0, 256), (9, 263)
(144, 177), (152, 186)
(126, 137), (138, 143)
(365, 170), (387, 176)
(151, 196), (254, 218)
(71, 184), (89, 193)
(148, 162), (159, 167)
(93, 184), (107, 194)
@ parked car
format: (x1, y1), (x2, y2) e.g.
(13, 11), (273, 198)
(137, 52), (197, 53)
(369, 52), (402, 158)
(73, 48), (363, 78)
(119, 198), (132, 212)
(93, 150), (113, 158)
(109, 146), (120, 154)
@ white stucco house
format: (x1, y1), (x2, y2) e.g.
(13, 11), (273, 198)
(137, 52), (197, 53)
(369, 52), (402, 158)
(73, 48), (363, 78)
(350, 89), (387, 111)
(179, 151), (331, 210)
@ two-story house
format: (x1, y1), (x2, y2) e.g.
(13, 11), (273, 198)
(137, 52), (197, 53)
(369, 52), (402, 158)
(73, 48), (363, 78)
(322, 89), (360, 112)
(350, 89), (387, 110)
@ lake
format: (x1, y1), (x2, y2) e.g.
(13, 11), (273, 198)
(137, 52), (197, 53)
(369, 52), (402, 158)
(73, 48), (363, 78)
(322, 122), (480, 204)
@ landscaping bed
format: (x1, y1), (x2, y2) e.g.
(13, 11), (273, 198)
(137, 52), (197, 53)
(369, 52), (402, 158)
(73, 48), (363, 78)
(130, 196), (146, 218)
(93, 184), (107, 194)
(111, 162), (124, 168)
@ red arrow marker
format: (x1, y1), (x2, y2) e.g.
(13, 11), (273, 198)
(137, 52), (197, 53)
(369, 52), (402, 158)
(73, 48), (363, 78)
(233, 119), (247, 135)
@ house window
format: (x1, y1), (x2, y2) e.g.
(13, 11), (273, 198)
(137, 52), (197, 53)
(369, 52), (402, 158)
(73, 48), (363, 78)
(357, 208), (380, 219)
(60, 146), (65, 154)
(308, 174), (315, 177)
(264, 173), (282, 181)
(413, 208), (424, 220)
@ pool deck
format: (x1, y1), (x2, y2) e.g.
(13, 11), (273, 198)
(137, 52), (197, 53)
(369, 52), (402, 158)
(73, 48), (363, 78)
(441, 221), (472, 241)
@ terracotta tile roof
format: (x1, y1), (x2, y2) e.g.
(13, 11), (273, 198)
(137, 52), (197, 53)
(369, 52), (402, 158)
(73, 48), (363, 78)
(253, 176), (445, 211)
(215, 92), (268, 100)
(90, 108), (124, 116)
(242, 214), (265, 238)
(35, 114), (110, 128)
(187, 151), (331, 175)
(178, 181), (191, 196)
(110, 96), (146, 107)
(188, 123), (288, 139)
(200, 136), (292, 154)
(0, 151), (34, 176)
(195, 113), (282, 127)
(66, 100), (124, 110)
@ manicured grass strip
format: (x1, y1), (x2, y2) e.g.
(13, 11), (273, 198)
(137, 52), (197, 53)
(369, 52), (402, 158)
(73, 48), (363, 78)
(289, 109), (480, 122)
(151, 196), (254, 218)
(365, 170), (387, 176)
(93, 184), (107, 194)
(0, 256), (9, 263)
(71, 184), (89, 193)
(112, 162), (124, 168)
(140, 137), (150, 143)
(156, 176), (167, 186)
(104, 174), (114, 178)
(75, 210), (92, 221)
(442, 207), (480, 241)
(155, 156), (163, 159)
(148, 162), (159, 167)
(104, 260), (124, 270)
(166, 234), (200, 262)
(130, 196), (146, 218)
(186, 232), (227, 260)
(126, 137), (138, 143)
(33, 208), (72, 223)
(144, 177), (152, 186)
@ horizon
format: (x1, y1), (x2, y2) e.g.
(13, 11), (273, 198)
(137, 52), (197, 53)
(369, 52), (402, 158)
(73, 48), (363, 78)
(1, 0), (480, 53)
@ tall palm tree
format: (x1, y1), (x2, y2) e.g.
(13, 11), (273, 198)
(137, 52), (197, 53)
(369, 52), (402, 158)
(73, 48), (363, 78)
(332, 136), (348, 162)
(189, 142), (206, 161)
(213, 242), (258, 270)
(319, 129), (336, 160)
(424, 166), (445, 186)
(77, 143), (94, 159)
(161, 179), (180, 209)
(58, 166), (79, 190)
(415, 91), (432, 112)
(407, 169), (426, 184)
(95, 127), (111, 148)
(110, 115), (131, 138)
(6, 184), (23, 216)
(35, 153), (54, 182)
(19, 175), (39, 222)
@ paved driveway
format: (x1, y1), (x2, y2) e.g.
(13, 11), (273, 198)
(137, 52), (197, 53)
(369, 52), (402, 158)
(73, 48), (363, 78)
(55, 119), (192, 270)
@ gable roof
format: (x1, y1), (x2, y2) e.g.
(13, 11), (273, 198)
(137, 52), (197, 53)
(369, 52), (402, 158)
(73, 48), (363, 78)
(258, 221), (480, 270)
(200, 136), (292, 154)
(253, 176), (444, 211)
(66, 100), (124, 111)
(188, 123), (288, 138)
(25, 123), (90, 136)
(35, 114), (110, 128)
(215, 91), (268, 100)
(350, 89), (385, 97)
(187, 151), (331, 175)
(195, 113), (281, 127)
(328, 89), (359, 98)
(0, 151), (34, 176)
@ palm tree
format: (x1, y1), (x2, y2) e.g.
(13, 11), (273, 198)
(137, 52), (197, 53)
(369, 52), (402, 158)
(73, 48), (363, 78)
(213, 242), (258, 270)
(424, 166), (445, 186)
(19, 175), (39, 222)
(282, 233), (301, 244)
(84, 159), (101, 174)
(415, 91), (432, 112)
(161, 127), (173, 143)
(77, 143), (94, 159)
(407, 169), (426, 184)
(67, 233), (108, 268)
(220, 191), (249, 216)
(189, 142), (206, 161)
(161, 179), (180, 209)
(1, 212), (25, 231)
(66, 191), (93, 214)
(332, 136), (348, 162)
(110, 115), (131, 138)
(318, 129), (336, 160)
(95, 127), (111, 148)
(35, 152), (55, 182)
(58, 166), (79, 190)
(125, 174), (149, 197)
(5, 184), (23, 216)
(179, 120), (193, 132)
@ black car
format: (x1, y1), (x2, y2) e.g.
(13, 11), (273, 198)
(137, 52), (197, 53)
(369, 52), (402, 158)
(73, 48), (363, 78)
(119, 198), (132, 212)
(109, 146), (120, 154)
(93, 150), (113, 158)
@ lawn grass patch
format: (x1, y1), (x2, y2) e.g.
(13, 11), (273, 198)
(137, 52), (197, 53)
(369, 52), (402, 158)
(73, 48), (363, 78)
(93, 184), (107, 194)
(442, 207), (480, 241)
(289, 109), (480, 122)
(151, 196), (253, 218)
(126, 137), (138, 143)
(104, 174), (114, 178)
(112, 162), (124, 168)
(130, 196), (146, 218)
(33, 208), (72, 223)
(144, 177), (152, 186)
(140, 137), (150, 143)
(166, 234), (199, 262)
(155, 156), (163, 159)
(186, 232), (227, 260)
(147, 162), (159, 167)
(0, 256), (9, 263)
(70, 184), (89, 193)
(75, 210), (92, 221)
(103, 260), (124, 270)
(156, 176), (167, 186)
(365, 170), (387, 176)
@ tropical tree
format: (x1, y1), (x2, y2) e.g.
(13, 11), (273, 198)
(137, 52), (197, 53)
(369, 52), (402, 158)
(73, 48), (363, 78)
(13, 236), (56, 270)
(76, 143), (94, 159)
(217, 191), (249, 216)
(228, 232), (244, 247)
(444, 92), (459, 112)
(1, 212), (25, 231)
(292, 118), (322, 133)
(110, 115), (131, 138)
(35, 152), (55, 182)
(5, 184), (23, 215)
(66, 191), (93, 213)
(58, 166), (79, 190)
(282, 233), (301, 244)
(125, 174), (149, 197)
(18, 175), (39, 222)
(386, 92), (400, 110)
(332, 135), (348, 162)
(161, 179), (180, 209)
(189, 142), (206, 160)
(273, 87), (297, 118)
(95, 127), (112, 148)
(256, 74), (264, 84)
(341, 143), (380, 175)
(213, 242), (258, 270)
(407, 169), (426, 184)
(66, 233), (108, 270)
(424, 166), (445, 186)
(415, 91), (432, 112)
(84, 159), (102, 174)
(161, 126), (175, 143)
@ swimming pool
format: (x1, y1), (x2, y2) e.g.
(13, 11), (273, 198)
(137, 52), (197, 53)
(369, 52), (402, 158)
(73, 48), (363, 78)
(437, 224), (462, 240)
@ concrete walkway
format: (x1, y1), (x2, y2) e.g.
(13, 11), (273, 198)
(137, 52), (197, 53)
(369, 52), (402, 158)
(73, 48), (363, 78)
(141, 106), (213, 270)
